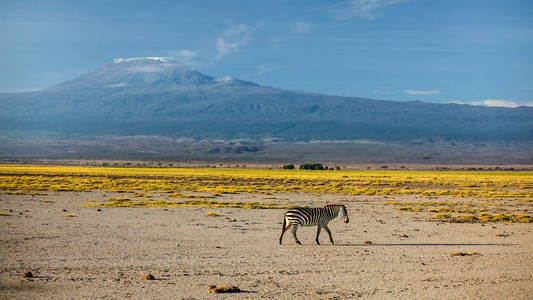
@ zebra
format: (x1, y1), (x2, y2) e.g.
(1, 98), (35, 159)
(279, 204), (349, 245)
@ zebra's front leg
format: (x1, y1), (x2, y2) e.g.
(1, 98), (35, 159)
(323, 224), (334, 244)
(291, 225), (302, 245)
(315, 225), (321, 245)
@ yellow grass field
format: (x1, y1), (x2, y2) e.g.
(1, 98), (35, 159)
(1, 164), (532, 222)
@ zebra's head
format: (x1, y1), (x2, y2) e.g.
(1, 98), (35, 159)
(341, 205), (349, 223)
(328, 204), (349, 223)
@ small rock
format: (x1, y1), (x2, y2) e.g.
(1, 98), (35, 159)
(96, 208), (102, 212)
(21, 271), (33, 278)
(208, 285), (241, 293)
(451, 252), (481, 257)
(144, 274), (155, 280)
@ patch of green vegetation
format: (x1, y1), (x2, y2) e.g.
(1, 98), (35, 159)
(452, 215), (479, 223)
(433, 213), (532, 223)
(396, 206), (424, 212)
(432, 213), (451, 219)
(4, 190), (28, 195)
(169, 192), (216, 199)
(85, 198), (285, 209)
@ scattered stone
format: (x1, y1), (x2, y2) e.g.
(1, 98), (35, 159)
(96, 208), (102, 212)
(207, 285), (241, 293)
(451, 252), (481, 257)
(399, 234), (409, 238)
(21, 271), (33, 278)
(363, 240), (372, 244)
(144, 274), (155, 280)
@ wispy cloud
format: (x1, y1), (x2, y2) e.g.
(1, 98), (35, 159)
(173, 49), (197, 65)
(256, 65), (272, 75)
(290, 22), (312, 34)
(216, 22), (265, 60)
(331, 0), (405, 20)
(455, 99), (533, 108)
(404, 89), (440, 95)
(4, 87), (44, 93)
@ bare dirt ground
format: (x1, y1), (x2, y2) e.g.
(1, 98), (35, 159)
(1, 192), (532, 299)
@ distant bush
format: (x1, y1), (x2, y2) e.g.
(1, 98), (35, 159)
(300, 163), (325, 170)
(283, 164), (295, 169)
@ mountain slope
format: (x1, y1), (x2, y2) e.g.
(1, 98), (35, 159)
(1, 57), (532, 142)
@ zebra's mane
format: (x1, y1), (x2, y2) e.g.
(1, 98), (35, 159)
(325, 204), (344, 209)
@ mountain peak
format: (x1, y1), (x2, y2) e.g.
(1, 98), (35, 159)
(112, 57), (175, 63)
(50, 57), (263, 91)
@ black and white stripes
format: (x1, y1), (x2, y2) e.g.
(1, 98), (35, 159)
(279, 204), (349, 245)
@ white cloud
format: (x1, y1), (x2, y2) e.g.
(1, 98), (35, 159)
(160, 50), (198, 66)
(291, 22), (312, 34)
(216, 22), (265, 59)
(480, 99), (521, 108)
(332, 0), (405, 20)
(453, 99), (533, 108)
(175, 49), (197, 60)
(104, 83), (127, 88)
(4, 88), (44, 93)
(404, 89), (440, 95)
(214, 76), (233, 83)
(256, 65), (272, 75)
(175, 49), (197, 66)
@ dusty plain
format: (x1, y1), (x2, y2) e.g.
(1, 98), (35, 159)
(1, 165), (532, 299)
(1, 192), (532, 299)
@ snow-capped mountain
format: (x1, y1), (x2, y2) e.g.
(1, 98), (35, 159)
(1, 57), (532, 142)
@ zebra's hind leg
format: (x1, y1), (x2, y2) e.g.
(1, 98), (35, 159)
(323, 224), (334, 244)
(315, 225), (321, 245)
(291, 225), (302, 245)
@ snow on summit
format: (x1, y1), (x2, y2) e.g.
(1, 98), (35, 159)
(113, 57), (174, 63)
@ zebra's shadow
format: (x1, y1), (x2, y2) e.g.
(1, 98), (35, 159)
(335, 243), (516, 247)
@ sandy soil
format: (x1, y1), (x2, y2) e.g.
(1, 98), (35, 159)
(1, 192), (532, 299)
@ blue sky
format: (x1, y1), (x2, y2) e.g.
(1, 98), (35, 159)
(1, 0), (532, 107)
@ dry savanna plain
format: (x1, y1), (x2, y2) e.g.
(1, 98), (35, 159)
(1, 165), (532, 299)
